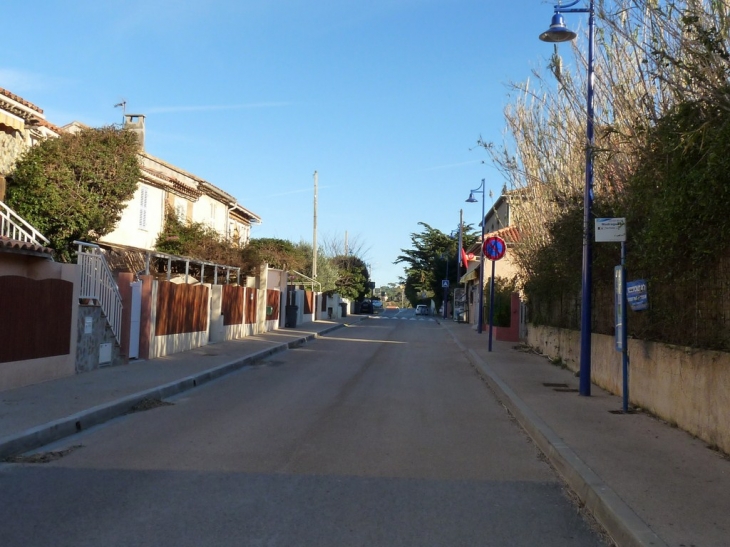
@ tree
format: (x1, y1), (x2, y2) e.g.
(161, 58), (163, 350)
(240, 238), (309, 273)
(395, 222), (478, 308)
(331, 255), (370, 301)
(6, 125), (141, 260)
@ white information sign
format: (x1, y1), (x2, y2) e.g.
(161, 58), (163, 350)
(595, 218), (626, 242)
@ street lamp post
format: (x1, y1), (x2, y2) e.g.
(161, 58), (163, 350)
(466, 179), (486, 334)
(540, 0), (595, 397)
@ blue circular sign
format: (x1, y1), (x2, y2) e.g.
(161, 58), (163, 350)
(483, 236), (506, 261)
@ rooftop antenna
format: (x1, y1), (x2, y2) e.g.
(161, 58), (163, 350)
(114, 100), (127, 123)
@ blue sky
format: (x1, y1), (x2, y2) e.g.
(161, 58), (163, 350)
(3, 0), (561, 286)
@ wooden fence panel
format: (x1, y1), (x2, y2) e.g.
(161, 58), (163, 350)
(266, 290), (280, 320)
(304, 291), (314, 314)
(155, 282), (209, 336)
(0, 276), (72, 363)
(222, 285), (244, 326)
(245, 288), (257, 325)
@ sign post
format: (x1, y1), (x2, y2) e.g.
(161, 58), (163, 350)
(442, 279), (450, 319)
(483, 236), (507, 352)
(597, 218), (630, 412)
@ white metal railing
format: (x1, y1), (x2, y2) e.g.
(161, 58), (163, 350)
(0, 200), (50, 246)
(76, 241), (122, 344)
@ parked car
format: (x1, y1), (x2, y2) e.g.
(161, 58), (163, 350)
(372, 299), (383, 312)
(415, 304), (429, 316)
(360, 299), (373, 314)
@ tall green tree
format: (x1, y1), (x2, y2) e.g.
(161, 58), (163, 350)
(331, 255), (370, 300)
(395, 222), (478, 308)
(6, 125), (141, 260)
(7, 126), (140, 260)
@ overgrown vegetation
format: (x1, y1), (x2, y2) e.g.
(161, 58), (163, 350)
(155, 206), (245, 269)
(6, 125), (141, 261)
(155, 208), (371, 297)
(484, 0), (730, 350)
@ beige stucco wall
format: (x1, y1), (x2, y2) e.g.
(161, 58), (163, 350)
(527, 324), (730, 455)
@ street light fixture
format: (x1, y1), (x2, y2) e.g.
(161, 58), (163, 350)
(466, 179), (486, 334)
(540, 0), (595, 396)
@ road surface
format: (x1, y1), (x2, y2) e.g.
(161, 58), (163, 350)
(0, 310), (608, 546)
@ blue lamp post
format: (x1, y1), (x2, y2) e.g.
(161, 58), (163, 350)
(466, 179), (486, 334)
(540, 0), (595, 397)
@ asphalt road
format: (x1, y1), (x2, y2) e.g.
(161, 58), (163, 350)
(0, 311), (609, 546)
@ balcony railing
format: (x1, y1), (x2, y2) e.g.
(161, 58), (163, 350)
(76, 241), (122, 344)
(0, 201), (50, 246)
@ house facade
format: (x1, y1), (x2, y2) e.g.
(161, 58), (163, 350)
(460, 187), (522, 329)
(94, 114), (262, 253)
(0, 87), (60, 201)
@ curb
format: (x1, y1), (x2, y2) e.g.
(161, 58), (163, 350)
(0, 322), (350, 460)
(444, 326), (667, 547)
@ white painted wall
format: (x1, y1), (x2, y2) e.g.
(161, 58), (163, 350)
(101, 183), (165, 250)
(192, 194), (225, 234)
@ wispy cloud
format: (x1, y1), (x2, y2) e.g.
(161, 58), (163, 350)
(144, 102), (292, 114)
(420, 160), (482, 172)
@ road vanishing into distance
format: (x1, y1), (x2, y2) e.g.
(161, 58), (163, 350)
(1, 308), (608, 546)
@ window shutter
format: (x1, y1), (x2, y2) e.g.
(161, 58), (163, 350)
(139, 187), (148, 229)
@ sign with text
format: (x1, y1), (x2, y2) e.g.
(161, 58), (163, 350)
(627, 279), (649, 312)
(595, 218), (626, 242)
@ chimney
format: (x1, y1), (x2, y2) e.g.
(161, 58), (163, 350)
(123, 114), (145, 150)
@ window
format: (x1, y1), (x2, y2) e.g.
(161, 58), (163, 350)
(208, 203), (219, 230)
(175, 199), (186, 222)
(139, 187), (148, 229)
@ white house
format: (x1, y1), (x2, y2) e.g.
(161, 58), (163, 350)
(98, 114), (261, 253)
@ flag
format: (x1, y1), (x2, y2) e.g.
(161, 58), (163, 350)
(461, 247), (469, 268)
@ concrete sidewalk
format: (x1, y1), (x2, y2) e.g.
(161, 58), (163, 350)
(0, 318), (360, 460)
(441, 320), (729, 547)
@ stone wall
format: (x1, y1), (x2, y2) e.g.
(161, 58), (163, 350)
(527, 324), (730, 456)
(76, 305), (124, 372)
(0, 130), (28, 176)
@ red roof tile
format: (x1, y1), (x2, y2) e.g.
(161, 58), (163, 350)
(0, 236), (54, 258)
(0, 87), (43, 114)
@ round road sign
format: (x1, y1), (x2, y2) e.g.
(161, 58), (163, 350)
(483, 236), (506, 261)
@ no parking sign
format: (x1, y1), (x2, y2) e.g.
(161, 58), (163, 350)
(483, 236), (506, 261)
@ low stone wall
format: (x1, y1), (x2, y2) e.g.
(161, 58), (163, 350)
(527, 324), (730, 456)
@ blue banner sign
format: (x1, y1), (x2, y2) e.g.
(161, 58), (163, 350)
(627, 279), (648, 312)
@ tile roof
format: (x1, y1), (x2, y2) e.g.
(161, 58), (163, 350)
(489, 225), (521, 244)
(0, 236), (54, 259)
(29, 117), (63, 134)
(0, 87), (43, 114)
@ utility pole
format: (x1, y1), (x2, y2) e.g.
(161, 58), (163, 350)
(313, 171), (318, 279)
(345, 230), (348, 256)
